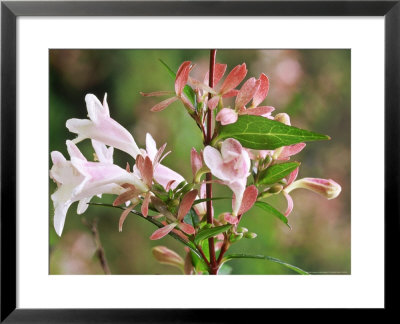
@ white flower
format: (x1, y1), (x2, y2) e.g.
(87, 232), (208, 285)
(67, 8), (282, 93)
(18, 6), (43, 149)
(66, 93), (141, 159)
(50, 140), (146, 236)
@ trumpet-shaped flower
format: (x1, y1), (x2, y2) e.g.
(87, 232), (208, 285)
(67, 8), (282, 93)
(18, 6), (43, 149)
(50, 140), (147, 236)
(66, 93), (141, 159)
(285, 178), (342, 200)
(203, 138), (251, 215)
(281, 167), (341, 217)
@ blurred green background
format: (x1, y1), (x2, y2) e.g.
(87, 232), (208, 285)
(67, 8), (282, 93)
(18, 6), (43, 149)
(49, 49), (350, 275)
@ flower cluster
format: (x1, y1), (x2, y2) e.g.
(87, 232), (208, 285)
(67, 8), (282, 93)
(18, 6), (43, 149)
(50, 54), (341, 275)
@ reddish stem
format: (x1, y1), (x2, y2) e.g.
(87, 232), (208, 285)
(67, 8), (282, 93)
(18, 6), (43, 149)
(197, 245), (211, 267)
(217, 238), (229, 264)
(206, 49), (218, 274)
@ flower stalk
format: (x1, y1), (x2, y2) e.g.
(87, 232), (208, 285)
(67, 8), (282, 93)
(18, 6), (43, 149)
(206, 49), (218, 274)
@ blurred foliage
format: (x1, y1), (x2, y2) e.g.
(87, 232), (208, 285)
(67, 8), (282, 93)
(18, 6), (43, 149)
(49, 49), (350, 275)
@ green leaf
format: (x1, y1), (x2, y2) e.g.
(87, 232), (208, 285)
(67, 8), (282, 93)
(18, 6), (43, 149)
(254, 201), (291, 229)
(217, 263), (233, 275)
(193, 196), (230, 205)
(158, 59), (197, 108)
(214, 115), (330, 150)
(190, 239), (210, 273)
(194, 224), (231, 245)
(184, 209), (200, 227)
(159, 59), (176, 79)
(258, 162), (300, 186)
(222, 254), (309, 275)
(89, 202), (204, 262)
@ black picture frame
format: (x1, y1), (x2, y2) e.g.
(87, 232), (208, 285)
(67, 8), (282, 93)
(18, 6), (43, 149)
(1, 0), (398, 321)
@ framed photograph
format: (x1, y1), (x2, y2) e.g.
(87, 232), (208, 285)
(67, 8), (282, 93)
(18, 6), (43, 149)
(1, 0), (398, 321)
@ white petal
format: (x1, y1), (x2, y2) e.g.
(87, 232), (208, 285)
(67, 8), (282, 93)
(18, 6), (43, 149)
(203, 146), (227, 181)
(66, 118), (93, 139)
(77, 197), (91, 214)
(153, 164), (185, 189)
(228, 179), (247, 216)
(51, 187), (74, 236)
(102, 93), (110, 117)
(85, 94), (107, 123)
(146, 133), (158, 161)
(92, 140), (113, 164)
(51, 151), (66, 165)
(66, 140), (86, 161)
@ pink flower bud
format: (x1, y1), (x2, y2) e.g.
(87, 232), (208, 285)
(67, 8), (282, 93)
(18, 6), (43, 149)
(274, 113), (291, 125)
(191, 148), (203, 177)
(216, 108), (238, 125)
(285, 178), (342, 200)
(152, 246), (184, 269)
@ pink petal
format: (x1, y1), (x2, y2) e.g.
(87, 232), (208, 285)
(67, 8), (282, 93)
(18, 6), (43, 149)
(153, 143), (167, 167)
(241, 106), (275, 116)
(238, 185), (258, 215)
(175, 61), (192, 96)
(207, 96), (220, 110)
(119, 205), (135, 232)
(165, 180), (175, 191)
(141, 191), (151, 217)
(278, 143), (306, 160)
(178, 222), (195, 235)
(150, 223), (177, 240)
(150, 96), (178, 112)
(287, 167), (299, 186)
(216, 108), (238, 125)
(204, 63), (227, 86)
(222, 89), (239, 98)
(235, 78), (260, 110)
(113, 188), (139, 206)
(188, 77), (216, 94)
(252, 73), (269, 107)
(141, 156), (153, 187)
(140, 91), (174, 97)
(191, 148), (203, 177)
(224, 213), (239, 225)
(136, 155), (144, 173)
(177, 189), (198, 221)
(283, 191), (294, 217)
(180, 95), (195, 111)
(221, 138), (243, 160)
(219, 63), (247, 95)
